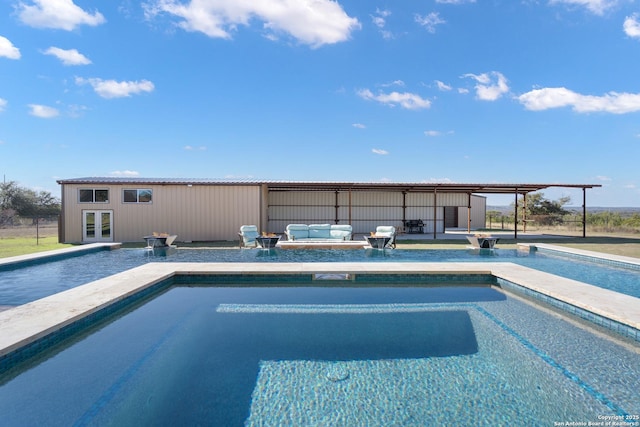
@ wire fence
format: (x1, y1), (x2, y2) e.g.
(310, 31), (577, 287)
(486, 212), (640, 235)
(0, 215), (60, 241)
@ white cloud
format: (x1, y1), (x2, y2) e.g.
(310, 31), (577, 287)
(518, 87), (640, 114)
(0, 36), (21, 59)
(28, 104), (59, 118)
(224, 174), (254, 179)
(378, 30), (393, 40)
(0, 98), (7, 112)
(145, 0), (360, 48)
(463, 71), (509, 101)
(425, 130), (454, 137)
(435, 80), (452, 91)
(43, 47), (91, 65)
(596, 175), (612, 181)
(436, 0), (476, 3)
(372, 148), (388, 155)
(380, 80), (405, 88)
(357, 88), (431, 110)
(67, 104), (89, 118)
(421, 177), (455, 183)
(624, 14), (640, 39)
(371, 8), (393, 39)
(371, 15), (385, 28)
(415, 12), (446, 34)
(109, 170), (140, 177)
(548, 0), (616, 16)
(76, 77), (155, 99)
(371, 8), (390, 28)
(352, 123), (366, 129)
(184, 145), (207, 150)
(16, 0), (106, 30)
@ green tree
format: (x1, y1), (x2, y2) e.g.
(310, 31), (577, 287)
(0, 181), (60, 225)
(516, 192), (571, 226)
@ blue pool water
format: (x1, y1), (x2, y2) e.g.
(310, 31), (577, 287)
(1, 247), (639, 306)
(1, 285), (638, 426)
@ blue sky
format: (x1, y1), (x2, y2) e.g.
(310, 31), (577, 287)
(1, 0), (640, 206)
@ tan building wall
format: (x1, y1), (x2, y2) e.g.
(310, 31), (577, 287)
(60, 183), (261, 243)
(458, 195), (487, 230)
(59, 180), (487, 242)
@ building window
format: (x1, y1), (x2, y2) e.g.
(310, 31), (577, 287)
(123, 189), (153, 203)
(79, 189), (109, 203)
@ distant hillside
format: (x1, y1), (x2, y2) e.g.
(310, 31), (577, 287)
(487, 206), (640, 216)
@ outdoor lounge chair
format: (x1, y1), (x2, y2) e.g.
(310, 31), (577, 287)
(239, 225), (259, 248)
(374, 226), (396, 249)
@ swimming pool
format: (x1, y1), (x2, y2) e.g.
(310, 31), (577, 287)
(1, 246), (639, 306)
(1, 282), (638, 426)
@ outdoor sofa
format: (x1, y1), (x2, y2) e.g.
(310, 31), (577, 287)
(284, 224), (353, 241)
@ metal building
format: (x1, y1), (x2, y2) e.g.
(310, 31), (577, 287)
(56, 178), (600, 243)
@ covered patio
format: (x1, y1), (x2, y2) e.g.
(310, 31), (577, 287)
(263, 182), (602, 240)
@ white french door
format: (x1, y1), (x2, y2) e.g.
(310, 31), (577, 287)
(83, 210), (113, 242)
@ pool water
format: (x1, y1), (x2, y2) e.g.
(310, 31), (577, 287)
(1, 285), (638, 426)
(1, 248), (639, 306)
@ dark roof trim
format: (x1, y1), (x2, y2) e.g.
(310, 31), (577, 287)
(57, 177), (601, 195)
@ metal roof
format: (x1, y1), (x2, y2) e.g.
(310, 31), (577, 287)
(56, 177), (601, 195)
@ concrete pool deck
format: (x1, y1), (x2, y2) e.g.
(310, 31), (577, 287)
(0, 242), (121, 269)
(1, 249), (640, 359)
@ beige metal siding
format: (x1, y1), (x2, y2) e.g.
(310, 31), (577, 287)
(436, 193), (467, 206)
(268, 190), (453, 233)
(61, 185), (114, 243)
(60, 182), (487, 242)
(60, 184), (261, 243)
(453, 195), (486, 230)
(459, 195), (486, 229)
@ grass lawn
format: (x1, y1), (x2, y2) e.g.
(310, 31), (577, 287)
(0, 237), (74, 258)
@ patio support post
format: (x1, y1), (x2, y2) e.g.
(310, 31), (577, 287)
(433, 187), (438, 239)
(467, 193), (472, 233)
(334, 190), (339, 224)
(348, 189), (352, 226)
(514, 189), (519, 240)
(402, 191), (407, 231)
(523, 193), (528, 233)
(582, 188), (587, 238)
(261, 184), (269, 232)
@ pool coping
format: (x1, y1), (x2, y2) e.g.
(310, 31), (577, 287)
(519, 242), (640, 268)
(0, 243), (122, 269)
(1, 259), (639, 359)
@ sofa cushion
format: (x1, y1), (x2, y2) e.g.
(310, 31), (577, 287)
(286, 224), (309, 240)
(330, 224), (352, 239)
(308, 224), (332, 239)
